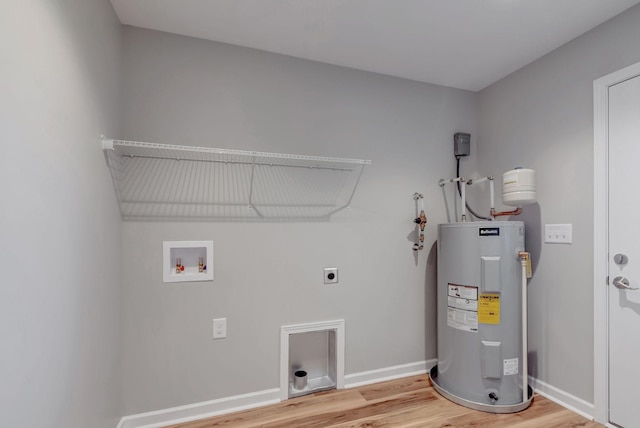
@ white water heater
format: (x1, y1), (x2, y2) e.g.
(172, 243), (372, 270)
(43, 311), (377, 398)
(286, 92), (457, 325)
(430, 221), (532, 413)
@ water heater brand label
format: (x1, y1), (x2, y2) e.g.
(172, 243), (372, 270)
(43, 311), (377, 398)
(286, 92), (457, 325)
(479, 227), (500, 236)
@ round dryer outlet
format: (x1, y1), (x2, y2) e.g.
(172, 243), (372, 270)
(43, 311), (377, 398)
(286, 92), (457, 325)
(324, 268), (338, 284)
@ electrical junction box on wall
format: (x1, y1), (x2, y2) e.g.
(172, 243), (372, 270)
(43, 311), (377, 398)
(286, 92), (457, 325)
(454, 133), (471, 157)
(163, 240), (214, 283)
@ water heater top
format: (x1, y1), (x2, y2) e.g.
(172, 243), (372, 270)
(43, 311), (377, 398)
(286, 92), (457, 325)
(438, 220), (524, 229)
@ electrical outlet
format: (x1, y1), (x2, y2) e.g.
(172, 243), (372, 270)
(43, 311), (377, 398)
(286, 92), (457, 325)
(213, 318), (227, 339)
(324, 268), (338, 284)
(544, 224), (572, 244)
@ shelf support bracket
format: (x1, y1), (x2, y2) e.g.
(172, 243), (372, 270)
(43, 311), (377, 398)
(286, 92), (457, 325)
(248, 153), (256, 210)
(345, 164), (366, 208)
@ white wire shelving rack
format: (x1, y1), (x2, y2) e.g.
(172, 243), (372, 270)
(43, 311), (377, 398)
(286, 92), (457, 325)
(102, 137), (371, 221)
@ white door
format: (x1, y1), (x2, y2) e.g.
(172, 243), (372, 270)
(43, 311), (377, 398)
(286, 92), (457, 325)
(608, 73), (640, 428)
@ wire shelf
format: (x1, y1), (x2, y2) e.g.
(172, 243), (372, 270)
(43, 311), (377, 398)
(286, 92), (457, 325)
(102, 138), (371, 220)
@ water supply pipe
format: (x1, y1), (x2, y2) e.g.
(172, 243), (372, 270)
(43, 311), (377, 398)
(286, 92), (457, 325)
(490, 178), (495, 214)
(460, 178), (466, 221)
(491, 207), (523, 218)
(412, 193), (427, 250)
(439, 177), (467, 222)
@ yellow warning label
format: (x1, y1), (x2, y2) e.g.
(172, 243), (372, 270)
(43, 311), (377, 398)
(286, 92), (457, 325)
(478, 293), (501, 324)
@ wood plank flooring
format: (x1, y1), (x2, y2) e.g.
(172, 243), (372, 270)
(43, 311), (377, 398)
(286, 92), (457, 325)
(166, 375), (602, 428)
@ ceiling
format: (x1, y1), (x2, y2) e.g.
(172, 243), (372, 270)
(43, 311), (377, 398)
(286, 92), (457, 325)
(109, 0), (640, 91)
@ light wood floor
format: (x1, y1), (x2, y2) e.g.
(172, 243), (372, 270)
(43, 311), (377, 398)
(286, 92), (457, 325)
(166, 375), (602, 428)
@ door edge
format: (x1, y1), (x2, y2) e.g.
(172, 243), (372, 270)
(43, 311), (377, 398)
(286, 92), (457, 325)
(593, 61), (640, 424)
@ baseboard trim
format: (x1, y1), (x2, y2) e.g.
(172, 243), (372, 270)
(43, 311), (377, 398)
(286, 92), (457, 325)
(115, 363), (597, 427)
(528, 376), (594, 420)
(116, 360), (436, 427)
(344, 359), (436, 389)
(116, 388), (280, 428)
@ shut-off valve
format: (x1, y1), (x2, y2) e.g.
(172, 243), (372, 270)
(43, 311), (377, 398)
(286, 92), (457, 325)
(413, 193), (427, 251)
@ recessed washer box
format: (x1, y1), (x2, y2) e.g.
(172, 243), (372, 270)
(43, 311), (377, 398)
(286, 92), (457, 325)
(163, 241), (214, 283)
(280, 319), (345, 400)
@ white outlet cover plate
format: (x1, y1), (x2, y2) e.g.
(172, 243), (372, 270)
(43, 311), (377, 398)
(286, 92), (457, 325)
(545, 224), (572, 244)
(213, 318), (227, 339)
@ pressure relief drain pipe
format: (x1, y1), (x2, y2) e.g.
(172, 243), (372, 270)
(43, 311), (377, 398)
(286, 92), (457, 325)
(518, 251), (532, 403)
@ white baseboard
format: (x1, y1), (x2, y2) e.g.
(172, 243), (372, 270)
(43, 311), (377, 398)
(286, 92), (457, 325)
(116, 388), (280, 428)
(344, 359), (436, 389)
(116, 360), (435, 428)
(528, 376), (594, 421)
(118, 361), (599, 428)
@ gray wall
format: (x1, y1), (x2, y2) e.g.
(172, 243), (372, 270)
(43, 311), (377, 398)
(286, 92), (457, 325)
(120, 27), (477, 414)
(0, 1), (123, 427)
(477, 4), (640, 403)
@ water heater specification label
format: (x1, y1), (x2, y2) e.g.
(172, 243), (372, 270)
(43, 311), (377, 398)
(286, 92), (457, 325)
(478, 293), (501, 324)
(447, 284), (478, 332)
(504, 358), (519, 375)
(448, 284), (478, 300)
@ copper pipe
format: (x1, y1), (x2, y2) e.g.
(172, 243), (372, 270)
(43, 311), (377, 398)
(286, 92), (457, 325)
(491, 207), (522, 218)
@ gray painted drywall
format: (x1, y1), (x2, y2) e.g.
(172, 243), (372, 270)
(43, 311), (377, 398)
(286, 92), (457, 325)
(0, 1), (123, 427)
(120, 26), (477, 414)
(477, 4), (640, 403)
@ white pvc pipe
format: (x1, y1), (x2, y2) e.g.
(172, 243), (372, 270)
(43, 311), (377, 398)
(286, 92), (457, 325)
(464, 176), (494, 219)
(441, 176), (471, 221)
(490, 178), (495, 212)
(460, 179), (466, 221)
(521, 257), (528, 403)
